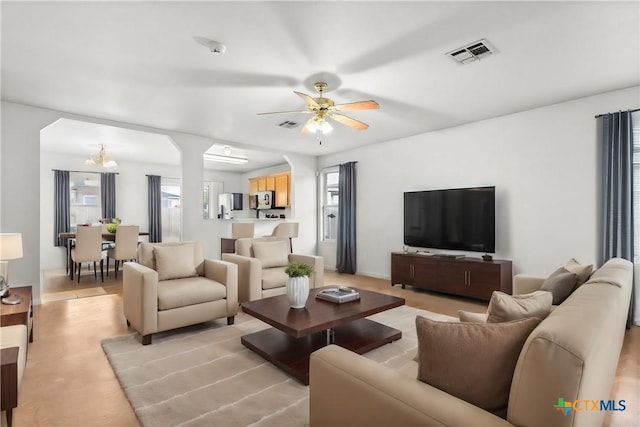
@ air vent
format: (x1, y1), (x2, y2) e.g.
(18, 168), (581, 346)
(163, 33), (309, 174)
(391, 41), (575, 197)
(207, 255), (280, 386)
(277, 120), (299, 129)
(447, 39), (496, 65)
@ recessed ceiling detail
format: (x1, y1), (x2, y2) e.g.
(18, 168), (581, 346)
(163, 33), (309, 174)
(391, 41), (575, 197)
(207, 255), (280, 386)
(447, 39), (496, 65)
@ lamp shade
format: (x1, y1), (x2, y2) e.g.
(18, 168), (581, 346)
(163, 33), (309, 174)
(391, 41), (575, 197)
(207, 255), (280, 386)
(0, 233), (23, 260)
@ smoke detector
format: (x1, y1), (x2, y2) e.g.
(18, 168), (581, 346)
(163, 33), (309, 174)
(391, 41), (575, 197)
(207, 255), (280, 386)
(446, 39), (496, 65)
(207, 40), (226, 55)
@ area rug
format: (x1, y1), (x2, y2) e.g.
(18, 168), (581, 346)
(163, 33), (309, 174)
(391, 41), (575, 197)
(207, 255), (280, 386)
(101, 305), (455, 427)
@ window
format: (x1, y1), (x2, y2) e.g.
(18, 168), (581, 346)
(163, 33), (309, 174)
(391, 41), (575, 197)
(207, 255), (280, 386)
(161, 178), (181, 242)
(322, 168), (339, 241)
(69, 172), (101, 227)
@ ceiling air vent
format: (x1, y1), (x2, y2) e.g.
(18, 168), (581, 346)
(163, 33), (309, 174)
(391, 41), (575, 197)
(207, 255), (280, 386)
(447, 39), (496, 65)
(277, 120), (299, 129)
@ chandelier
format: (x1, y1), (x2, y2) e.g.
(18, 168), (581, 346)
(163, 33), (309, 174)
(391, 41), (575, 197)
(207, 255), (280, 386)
(85, 144), (118, 168)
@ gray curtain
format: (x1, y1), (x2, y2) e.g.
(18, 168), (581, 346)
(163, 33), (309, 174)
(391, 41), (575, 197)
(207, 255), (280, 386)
(337, 162), (357, 274)
(147, 175), (162, 243)
(101, 172), (117, 219)
(54, 170), (70, 246)
(599, 111), (635, 327)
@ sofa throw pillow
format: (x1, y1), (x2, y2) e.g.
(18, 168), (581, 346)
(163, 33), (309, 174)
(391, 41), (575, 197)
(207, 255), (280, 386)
(457, 310), (489, 323)
(153, 244), (198, 281)
(540, 267), (578, 305)
(415, 316), (540, 418)
(486, 290), (553, 323)
(564, 258), (593, 287)
(252, 240), (289, 268)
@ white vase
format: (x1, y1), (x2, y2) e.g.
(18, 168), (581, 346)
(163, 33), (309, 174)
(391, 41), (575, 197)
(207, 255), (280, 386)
(286, 276), (310, 309)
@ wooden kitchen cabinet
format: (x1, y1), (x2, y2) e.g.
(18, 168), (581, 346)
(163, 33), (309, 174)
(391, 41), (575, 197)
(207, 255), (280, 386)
(274, 173), (289, 207)
(266, 176), (276, 191)
(390, 252), (512, 301)
(249, 179), (258, 194)
(248, 171), (291, 208)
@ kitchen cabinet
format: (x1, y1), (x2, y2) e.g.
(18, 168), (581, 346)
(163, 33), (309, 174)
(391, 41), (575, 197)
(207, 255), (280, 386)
(249, 172), (290, 208)
(266, 176), (276, 191)
(390, 252), (512, 301)
(274, 174), (289, 207)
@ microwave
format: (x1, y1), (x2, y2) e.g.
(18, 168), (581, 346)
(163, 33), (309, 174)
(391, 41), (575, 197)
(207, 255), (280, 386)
(250, 191), (274, 210)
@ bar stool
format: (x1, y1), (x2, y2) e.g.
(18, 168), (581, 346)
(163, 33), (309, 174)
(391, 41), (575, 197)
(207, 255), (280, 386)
(268, 222), (299, 252)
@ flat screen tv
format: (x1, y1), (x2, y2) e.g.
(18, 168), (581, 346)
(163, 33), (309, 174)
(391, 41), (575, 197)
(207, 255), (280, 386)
(404, 186), (495, 253)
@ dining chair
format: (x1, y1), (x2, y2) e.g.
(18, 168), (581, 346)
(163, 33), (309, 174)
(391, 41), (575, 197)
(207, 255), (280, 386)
(231, 223), (255, 239)
(268, 222), (299, 252)
(106, 225), (140, 279)
(70, 225), (104, 283)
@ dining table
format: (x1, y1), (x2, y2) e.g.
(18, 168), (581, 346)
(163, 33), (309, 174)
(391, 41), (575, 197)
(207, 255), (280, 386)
(58, 231), (150, 277)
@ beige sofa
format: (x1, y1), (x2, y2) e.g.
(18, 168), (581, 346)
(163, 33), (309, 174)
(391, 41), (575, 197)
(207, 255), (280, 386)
(222, 237), (324, 302)
(1, 324), (28, 427)
(309, 258), (633, 427)
(123, 241), (238, 345)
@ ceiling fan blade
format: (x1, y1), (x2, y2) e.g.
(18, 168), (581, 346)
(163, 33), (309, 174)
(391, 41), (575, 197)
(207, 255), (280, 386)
(334, 100), (380, 112)
(331, 113), (369, 131)
(300, 116), (317, 134)
(294, 91), (320, 109)
(257, 110), (311, 116)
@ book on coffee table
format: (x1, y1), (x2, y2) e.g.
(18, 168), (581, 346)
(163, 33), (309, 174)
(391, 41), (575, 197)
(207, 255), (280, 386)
(316, 286), (360, 303)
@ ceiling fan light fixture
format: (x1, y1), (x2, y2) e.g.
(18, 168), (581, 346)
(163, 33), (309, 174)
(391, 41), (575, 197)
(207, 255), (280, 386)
(307, 118), (333, 134)
(203, 153), (248, 164)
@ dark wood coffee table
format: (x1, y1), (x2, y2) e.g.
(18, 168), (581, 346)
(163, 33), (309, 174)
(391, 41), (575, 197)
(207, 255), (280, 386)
(240, 286), (405, 385)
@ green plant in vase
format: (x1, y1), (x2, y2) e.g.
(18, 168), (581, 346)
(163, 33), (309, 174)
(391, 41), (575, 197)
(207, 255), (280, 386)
(284, 262), (314, 308)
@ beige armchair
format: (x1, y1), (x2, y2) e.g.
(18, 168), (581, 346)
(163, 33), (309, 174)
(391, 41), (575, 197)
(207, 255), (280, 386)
(222, 237), (323, 303)
(123, 241), (238, 345)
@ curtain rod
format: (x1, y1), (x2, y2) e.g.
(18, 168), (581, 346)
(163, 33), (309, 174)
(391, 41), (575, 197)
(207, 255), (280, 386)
(51, 169), (119, 174)
(145, 174), (180, 180)
(324, 161), (359, 169)
(595, 108), (639, 118)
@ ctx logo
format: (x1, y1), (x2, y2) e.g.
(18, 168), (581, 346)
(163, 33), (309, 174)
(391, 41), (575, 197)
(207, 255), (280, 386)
(553, 397), (626, 415)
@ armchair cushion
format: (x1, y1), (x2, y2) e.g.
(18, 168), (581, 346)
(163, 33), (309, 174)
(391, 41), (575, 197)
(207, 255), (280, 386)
(262, 267), (288, 290)
(153, 244), (198, 281)
(252, 240), (289, 268)
(157, 276), (227, 311)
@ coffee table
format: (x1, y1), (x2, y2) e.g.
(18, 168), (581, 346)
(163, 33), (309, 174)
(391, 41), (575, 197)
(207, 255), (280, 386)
(240, 286), (405, 385)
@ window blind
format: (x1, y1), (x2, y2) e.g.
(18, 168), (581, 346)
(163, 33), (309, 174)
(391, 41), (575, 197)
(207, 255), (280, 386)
(633, 111), (640, 264)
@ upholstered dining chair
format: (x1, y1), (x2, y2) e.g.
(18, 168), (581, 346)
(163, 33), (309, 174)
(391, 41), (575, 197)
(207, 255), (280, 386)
(70, 225), (104, 283)
(231, 222), (255, 239)
(268, 222), (299, 252)
(106, 225), (140, 278)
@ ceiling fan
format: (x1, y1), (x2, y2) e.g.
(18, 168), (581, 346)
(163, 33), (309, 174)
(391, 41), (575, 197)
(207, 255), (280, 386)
(258, 82), (379, 143)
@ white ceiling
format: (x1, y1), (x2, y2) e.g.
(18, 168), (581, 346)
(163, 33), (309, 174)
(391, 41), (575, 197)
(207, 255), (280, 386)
(3, 1), (639, 163)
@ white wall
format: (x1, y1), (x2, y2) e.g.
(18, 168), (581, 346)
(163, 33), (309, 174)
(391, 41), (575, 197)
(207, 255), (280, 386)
(319, 86), (640, 279)
(1, 101), (318, 303)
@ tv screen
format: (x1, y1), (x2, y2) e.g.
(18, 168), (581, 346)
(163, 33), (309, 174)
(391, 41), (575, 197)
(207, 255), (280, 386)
(404, 186), (495, 253)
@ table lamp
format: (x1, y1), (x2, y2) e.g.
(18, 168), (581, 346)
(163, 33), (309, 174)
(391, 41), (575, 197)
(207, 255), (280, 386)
(0, 233), (23, 305)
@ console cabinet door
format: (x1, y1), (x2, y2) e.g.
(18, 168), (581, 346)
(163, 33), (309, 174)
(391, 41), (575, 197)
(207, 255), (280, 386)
(437, 260), (469, 295)
(411, 258), (439, 290)
(465, 263), (503, 300)
(391, 254), (413, 286)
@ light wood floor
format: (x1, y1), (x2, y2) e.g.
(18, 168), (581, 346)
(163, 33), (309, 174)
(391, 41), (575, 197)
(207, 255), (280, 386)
(7, 270), (639, 427)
